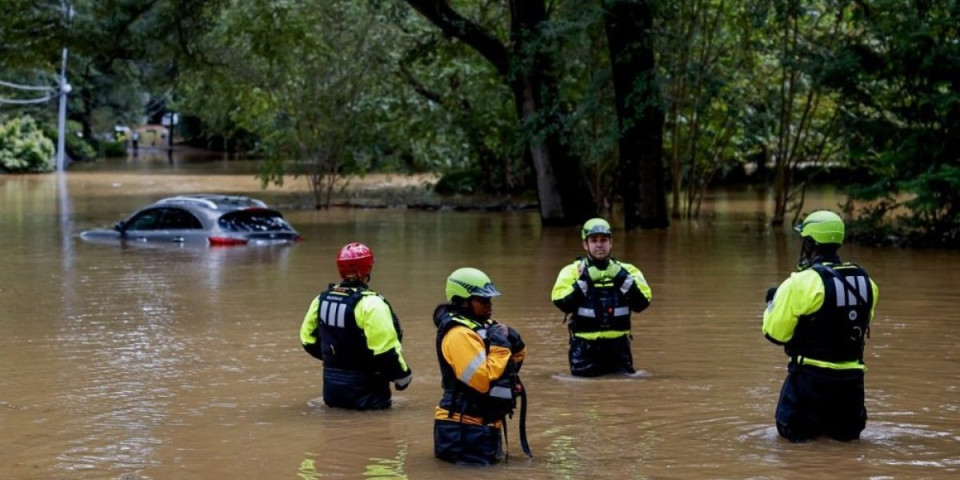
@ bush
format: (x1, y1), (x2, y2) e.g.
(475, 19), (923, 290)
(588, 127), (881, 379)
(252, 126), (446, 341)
(41, 121), (98, 162)
(0, 116), (56, 173)
(434, 166), (482, 195)
(91, 138), (128, 157)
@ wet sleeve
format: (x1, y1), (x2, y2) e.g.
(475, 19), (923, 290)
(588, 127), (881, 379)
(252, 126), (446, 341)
(551, 263), (585, 313)
(356, 295), (411, 380)
(621, 263), (652, 312)
(441, 326), (512, 394)
(299, 297), (323, 360)
(761, 271), (824, 345)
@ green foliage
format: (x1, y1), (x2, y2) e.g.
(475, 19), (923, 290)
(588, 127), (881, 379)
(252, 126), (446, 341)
(40, 120), (96, 162)
(823, 0), (960, 246)
(92, 138), (128, 158)
(178, 0), (414, 208)
(0, 115), (56, 173)
(435, 166), (483, 195)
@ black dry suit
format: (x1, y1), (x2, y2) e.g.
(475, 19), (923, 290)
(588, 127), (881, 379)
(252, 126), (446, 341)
(432, 304), (524, 465)
(314, 281), (406, 410)
(553, 257), (650, 377)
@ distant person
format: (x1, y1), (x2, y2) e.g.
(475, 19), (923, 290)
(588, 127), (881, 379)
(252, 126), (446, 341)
(551, 218), (652, 377)
(299, 243), (412, 410)
(131, 131), (139, 153)
(433, 268), (527, 465)
(762, 210), (879, 442)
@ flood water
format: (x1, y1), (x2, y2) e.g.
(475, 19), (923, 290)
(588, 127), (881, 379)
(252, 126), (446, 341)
(2, 156), (959, 479)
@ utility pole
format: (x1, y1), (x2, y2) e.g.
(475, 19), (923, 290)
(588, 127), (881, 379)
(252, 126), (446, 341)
(56, 0), (74, 173)
(56, 47), (70, 172)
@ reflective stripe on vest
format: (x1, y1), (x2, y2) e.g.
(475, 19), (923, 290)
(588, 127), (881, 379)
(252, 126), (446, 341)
(577, 306), (630, 318)
(831, 275), (869, 307)
(320, 297), (349, 328)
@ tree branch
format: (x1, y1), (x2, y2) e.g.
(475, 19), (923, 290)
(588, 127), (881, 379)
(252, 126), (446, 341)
(404, 0), (509, 75)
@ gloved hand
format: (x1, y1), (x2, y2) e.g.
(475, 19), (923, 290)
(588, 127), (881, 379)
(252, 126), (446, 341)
(612, 266), (633, 292)
(506, 326), (525, 354)
(576, 265), (593, 295)
(394, 371), (412, 391)
(506, 326), (526, 371)
(486, 323), (511, 348)
(765, 287), (777, 303)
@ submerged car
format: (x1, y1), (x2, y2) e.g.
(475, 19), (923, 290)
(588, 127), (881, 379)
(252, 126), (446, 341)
(81, 194), (302, 246)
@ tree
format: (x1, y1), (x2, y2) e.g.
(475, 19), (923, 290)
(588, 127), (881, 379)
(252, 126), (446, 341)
(404, 0), (597, 225)
(761, 0), (846, 226)
(178, 0), (404, 208)
(823, 0), (960, 245)
(604, 0), (669, 229)
(1, 0), (226, 142)
(659, 0), (751, 220)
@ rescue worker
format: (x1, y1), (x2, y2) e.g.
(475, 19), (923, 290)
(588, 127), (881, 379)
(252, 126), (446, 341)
(299, 242), (412, 410)
(551, 218), (652, 377)
(763, 210), (879, 442)
(433, 267), (527, 465)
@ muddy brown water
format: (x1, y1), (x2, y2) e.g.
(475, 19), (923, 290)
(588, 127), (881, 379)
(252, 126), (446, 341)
(2, 157), (959, 479)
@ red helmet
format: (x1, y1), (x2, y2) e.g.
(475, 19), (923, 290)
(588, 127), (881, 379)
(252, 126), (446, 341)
(337, 242), (374, 279)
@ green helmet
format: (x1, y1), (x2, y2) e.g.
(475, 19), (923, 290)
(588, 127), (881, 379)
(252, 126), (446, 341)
(795, 210), (845, 245)
(445, 267), (501, 302)
(581, 218), (612, 240)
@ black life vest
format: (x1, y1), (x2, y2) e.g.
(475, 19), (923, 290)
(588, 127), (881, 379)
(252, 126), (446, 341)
(316, 283), (401, 371)
(568, 258), (632, 334)
(787, 262), (873, 363)
(435, 306), (516, 423)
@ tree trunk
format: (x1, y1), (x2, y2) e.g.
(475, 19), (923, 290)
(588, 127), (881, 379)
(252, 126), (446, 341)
(404, 0), (596, 225)
(604, 0), (669, 229)
(510, 0), (597, 225)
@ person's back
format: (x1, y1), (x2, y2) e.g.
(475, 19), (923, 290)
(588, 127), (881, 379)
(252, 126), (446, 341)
(762, 210), (879, 441)
(300, 243), (412, 410)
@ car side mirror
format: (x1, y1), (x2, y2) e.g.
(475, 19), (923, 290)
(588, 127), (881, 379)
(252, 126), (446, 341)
(114, 220), (126, 232)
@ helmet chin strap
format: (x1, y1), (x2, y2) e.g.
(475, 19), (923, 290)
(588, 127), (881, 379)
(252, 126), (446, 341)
(797, 237), (817, 271)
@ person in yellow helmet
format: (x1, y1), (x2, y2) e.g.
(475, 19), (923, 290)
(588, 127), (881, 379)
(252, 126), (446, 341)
(299, 243), (412, 410)
(551, 218), (652, 377)
(763, 210), (879, 441)
(433, 267), (527, 465)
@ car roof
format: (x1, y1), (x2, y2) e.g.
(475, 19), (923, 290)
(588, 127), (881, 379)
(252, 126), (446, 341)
(149, 194), (270, 213)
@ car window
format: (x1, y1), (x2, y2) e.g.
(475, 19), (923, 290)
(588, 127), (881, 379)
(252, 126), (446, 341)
(125, 208), (163, 231)
(158, 208), (203, 230)
(218, 209), (293, 232)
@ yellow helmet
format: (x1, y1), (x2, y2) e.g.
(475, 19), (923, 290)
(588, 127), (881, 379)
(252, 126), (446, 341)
(445, 267), (501, 302)
(795, 210), (845, 245)
(581, 218), (612, 240)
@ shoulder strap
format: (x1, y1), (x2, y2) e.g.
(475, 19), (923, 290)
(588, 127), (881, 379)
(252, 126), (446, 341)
(813, 263), (869, 306)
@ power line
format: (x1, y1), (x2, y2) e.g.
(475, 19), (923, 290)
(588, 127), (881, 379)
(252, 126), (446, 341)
(0, 95), (56, 105)
(0, 80), (57, 92)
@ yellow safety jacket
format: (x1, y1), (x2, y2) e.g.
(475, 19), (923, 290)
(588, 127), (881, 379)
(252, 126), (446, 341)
(551, 257), (652, 340)
(763, 259), (879, 370)
(300, 281), (410, 380)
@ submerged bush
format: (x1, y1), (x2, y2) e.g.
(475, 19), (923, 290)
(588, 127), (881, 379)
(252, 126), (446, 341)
(0, 115), (56, 173)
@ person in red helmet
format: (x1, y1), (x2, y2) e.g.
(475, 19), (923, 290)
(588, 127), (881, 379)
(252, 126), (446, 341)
(299, 242), (412, 410)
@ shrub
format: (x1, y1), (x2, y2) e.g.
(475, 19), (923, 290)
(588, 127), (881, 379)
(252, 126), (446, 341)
(0, 116), (56, 173)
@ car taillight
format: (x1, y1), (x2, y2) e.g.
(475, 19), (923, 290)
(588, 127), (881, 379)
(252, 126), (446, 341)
(208, 236), (248, 246)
